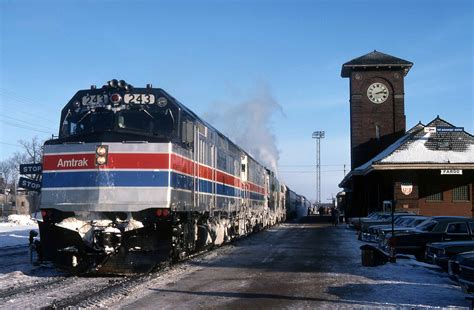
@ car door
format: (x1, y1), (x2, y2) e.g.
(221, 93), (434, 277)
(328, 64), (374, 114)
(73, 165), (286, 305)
(444, 222), (471, 241)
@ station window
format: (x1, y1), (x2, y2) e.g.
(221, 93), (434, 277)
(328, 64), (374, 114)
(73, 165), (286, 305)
(426, 192), (443, 202)
(453, 185), (470, 201)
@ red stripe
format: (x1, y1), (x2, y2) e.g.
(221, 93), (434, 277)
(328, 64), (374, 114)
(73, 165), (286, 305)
(105, 153), (169, 169)
(199, 165), (213, 180)
(170, 154), (194, 175)
(44, 151), (264, 192)
(43, 154), (96, 170)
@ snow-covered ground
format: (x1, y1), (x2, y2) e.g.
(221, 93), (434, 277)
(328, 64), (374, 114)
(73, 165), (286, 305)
(0, 221), (469, 309)
(0, 215), (38, 248)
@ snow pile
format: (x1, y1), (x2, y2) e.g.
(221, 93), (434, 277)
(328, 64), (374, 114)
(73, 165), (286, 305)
(0, 215), (38, 248)
(7, 214), (37, 226)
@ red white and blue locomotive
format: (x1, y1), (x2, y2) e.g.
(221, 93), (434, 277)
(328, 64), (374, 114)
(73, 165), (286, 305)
(38, 79), (300, 274)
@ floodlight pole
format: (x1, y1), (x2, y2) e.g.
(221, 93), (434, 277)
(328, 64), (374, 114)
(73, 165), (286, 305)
(312, 131), (325, 204)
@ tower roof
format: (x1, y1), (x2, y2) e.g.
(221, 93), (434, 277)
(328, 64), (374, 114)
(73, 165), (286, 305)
(341, 50), (413, 77)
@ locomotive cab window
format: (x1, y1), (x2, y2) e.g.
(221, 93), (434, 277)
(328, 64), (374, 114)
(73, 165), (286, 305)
(118, 109), (175, 137)
(62, 110), (114, 137)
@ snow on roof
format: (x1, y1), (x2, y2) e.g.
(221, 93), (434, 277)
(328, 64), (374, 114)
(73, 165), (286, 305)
(354, 116), (474, 172)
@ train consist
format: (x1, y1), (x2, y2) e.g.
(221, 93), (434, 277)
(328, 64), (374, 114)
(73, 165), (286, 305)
(38, 80), (309, 274)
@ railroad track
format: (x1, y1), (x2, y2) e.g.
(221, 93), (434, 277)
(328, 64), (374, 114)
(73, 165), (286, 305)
(0, 276), (69, 300)
(40, 248), (215, 309)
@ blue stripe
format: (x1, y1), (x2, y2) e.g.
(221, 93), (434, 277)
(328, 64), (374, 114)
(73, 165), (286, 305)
(43, 171), (169, 188)
(43, 170), (263, 201)
(170, 172), (194, 191)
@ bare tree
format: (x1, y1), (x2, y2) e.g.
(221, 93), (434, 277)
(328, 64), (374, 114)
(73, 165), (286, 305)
(18, 136), (43, 163)
(0, 136), (44, 192)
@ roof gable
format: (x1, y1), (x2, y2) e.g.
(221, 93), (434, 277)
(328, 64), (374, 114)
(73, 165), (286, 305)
(341, 50), (413, 77)
(353, 116), (474, 172)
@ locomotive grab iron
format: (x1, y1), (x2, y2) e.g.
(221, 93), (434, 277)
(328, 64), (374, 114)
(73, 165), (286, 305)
(37, 79), (306, 274)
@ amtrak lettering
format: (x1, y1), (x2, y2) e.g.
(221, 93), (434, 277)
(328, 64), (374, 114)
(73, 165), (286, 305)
(57, 158), (89, 168)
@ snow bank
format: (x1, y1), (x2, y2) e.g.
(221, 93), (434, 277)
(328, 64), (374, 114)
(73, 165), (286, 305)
(7, 214), (37, 226)
(0, 214), (38, 247)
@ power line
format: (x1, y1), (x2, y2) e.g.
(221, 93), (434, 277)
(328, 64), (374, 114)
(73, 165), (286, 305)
(0, 89), (58, 123)
(0, 141), (22, 147)
(0, 120), (53, 134)
(0, 115), (57, 131)
(279, 164), (346, 167)
(280, 170), (345, 173)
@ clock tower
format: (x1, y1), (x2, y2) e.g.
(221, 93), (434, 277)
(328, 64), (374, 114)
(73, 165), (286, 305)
(341, 50), (413, 169)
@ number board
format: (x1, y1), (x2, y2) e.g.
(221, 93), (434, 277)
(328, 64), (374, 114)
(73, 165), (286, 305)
(82, 94), (109, 106)
(124, 94), (156, 104)
(18, 177), (42, 192)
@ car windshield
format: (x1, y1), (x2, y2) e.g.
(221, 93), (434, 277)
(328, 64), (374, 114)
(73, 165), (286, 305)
(416, 220), (438, 232)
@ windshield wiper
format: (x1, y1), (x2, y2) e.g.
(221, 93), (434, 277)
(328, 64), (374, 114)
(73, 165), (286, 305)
(77, 111), (92, 124)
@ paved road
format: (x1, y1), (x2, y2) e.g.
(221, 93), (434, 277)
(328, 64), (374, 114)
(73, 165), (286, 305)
(121, 222), (467, 309)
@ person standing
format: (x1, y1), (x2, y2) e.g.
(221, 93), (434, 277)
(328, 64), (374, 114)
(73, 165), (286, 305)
(331, 207), (340, 226)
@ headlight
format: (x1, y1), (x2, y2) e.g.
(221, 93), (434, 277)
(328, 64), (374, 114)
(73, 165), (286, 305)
(96, 156), (107, 165)
(96, 145), (108, 166)
(96, 145), (108, 156)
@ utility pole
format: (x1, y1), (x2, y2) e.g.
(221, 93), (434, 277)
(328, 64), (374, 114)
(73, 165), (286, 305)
(312, 131), (325, 204)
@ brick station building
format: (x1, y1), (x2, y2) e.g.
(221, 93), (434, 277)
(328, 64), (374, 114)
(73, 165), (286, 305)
(338, 51), (474, 218)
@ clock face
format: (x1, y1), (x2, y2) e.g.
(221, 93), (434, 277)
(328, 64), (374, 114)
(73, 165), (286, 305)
(367, 83), (389, 104)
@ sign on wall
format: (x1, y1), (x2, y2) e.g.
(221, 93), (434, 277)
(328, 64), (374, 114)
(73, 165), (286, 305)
(441, 169), (463, 175)
(401, 183), (413, 196)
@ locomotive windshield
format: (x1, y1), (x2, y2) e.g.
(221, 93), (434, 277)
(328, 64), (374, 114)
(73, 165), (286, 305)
(60, 92), (177, 140)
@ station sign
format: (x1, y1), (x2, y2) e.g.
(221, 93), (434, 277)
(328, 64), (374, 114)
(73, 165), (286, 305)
(19, 163), (43, 175)
(441, 169), (463, 175)
(18, 177), (42, 192)
(436, 126), (464, 133)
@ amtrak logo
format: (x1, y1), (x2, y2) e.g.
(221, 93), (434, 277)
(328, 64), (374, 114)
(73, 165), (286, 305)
(401, 183), (413, 196)
(57, 158), (89, 168)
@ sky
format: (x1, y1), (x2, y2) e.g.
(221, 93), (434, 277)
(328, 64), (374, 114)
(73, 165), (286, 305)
(0, 0), (473, 202)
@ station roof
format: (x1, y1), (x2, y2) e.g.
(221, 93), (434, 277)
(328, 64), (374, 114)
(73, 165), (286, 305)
(339, 116), (474, 186)
(341, 50), (413, 77)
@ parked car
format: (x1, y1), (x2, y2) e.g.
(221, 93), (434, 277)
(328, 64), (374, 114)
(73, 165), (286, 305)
(457, 252), (474, 293)
(448, 251), (474, 284)
(374, 217), (430, 242)
(362, 216), (428, 243)
(349, 212), (379, 230)
(425, 241), (474, 270)
(380, 216), (474, 260)
(359, 213), (416, 234)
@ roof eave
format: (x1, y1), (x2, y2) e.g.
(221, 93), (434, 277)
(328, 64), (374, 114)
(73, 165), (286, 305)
(372, 163), (474, 170)
(341, 63), (413, 77)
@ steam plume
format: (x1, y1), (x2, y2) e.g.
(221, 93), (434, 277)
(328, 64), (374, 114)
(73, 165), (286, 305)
(204, 83), (282, 173)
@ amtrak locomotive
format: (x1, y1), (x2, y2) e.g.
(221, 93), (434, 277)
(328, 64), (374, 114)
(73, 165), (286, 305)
(38, 79), (296, 274)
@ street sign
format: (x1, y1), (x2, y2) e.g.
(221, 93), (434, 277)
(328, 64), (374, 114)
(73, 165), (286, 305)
(441, 169), (462, 175)
(18, 177), (42, 191)
(19, 163), (42, 175)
